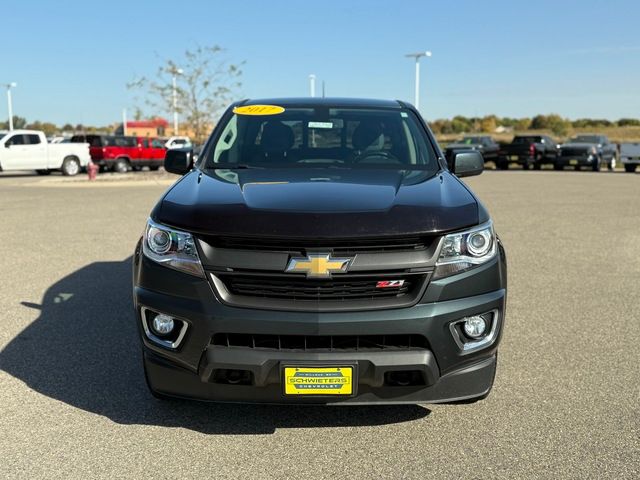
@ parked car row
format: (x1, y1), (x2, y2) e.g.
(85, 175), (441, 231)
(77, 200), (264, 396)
(444, 134), (634, 172)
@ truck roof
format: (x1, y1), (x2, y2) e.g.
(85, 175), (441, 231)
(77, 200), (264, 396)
(239, 97), (403, 109)
(2, 129), (45, 135)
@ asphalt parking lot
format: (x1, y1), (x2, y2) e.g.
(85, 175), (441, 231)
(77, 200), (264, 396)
(0, 169), (638, 479)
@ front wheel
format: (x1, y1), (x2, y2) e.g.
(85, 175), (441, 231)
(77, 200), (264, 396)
(625, 164), (637, 173)
(61, 157), (80, 176)
(114, 158), (129, 174)
(496, 160), (509, 170)
(149, 166), (160, 171)
(533, 155), (543, 170)
(592, 156), (602, 172)
(553, 162), (563, 171)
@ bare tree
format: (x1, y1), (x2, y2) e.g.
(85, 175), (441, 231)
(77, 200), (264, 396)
(128, 46), (244, 142)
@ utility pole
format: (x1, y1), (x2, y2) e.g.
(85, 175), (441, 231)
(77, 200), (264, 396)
(404, 51), (432, 112)
(6, 82), (17, 131)
(309, 74), (316, 97)
(171, 67), (183, 135)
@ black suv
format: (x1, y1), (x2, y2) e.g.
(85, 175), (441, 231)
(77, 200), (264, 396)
(133, 98), (507, 405)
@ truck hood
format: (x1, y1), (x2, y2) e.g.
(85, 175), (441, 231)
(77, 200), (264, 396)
(154, 168), (479, 238)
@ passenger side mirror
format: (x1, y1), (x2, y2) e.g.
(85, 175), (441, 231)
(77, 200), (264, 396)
(164, 148), (193, 175)
(453, 151), (484, 177)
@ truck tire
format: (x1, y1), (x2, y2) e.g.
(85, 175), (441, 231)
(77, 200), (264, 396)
(36, 169), (51, 175)
(114, 158), (130, 174)
(533, 154), (543, 170)
(625, 164), (637, 173)
(61, 157), (80, 176)
(592, 156), (601, 172)
(496, 160), (509, 170)
(553, 162), (563, 171)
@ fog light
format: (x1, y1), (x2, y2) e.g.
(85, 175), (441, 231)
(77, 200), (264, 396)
(463, 316), (487, 339)
(151, 313), (175, 336)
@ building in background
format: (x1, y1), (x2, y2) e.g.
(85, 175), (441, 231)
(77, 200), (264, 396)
(115, 118), (169, 137)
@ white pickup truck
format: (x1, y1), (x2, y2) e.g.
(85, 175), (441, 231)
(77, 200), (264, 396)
(0, 129), (90, 176)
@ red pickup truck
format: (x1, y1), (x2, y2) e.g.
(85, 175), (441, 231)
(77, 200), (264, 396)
(70, 135), (166, 172)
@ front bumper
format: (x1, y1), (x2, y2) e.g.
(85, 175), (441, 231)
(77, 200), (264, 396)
(555, 155), (594, 167)
(133, 240), (507, 405)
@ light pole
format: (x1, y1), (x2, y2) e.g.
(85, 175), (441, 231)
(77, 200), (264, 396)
(6, 82), (17, 131)
(405, 51), (431, 112)
(171, 68), (183, 135)
(309, 74), (316, 97)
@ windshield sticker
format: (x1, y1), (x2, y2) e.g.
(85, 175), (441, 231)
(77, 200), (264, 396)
(233, 105), (285, 116)
(308, 121), (334, 129)
(401, 112), (408, 118)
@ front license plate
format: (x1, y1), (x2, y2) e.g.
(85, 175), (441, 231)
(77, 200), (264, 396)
(569, 159), (578, 165)
(283, 366), (353, 395)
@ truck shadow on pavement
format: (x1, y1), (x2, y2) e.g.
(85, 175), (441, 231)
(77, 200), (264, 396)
(0, 258), (430, 434)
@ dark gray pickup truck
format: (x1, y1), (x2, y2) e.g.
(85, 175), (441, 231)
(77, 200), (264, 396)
(497, 135), (558, 170)
(556, 134), (617, 171)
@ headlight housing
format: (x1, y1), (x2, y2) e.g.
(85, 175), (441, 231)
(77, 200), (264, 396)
(142, 219), (204, 277)
(433, 221), (497, 279)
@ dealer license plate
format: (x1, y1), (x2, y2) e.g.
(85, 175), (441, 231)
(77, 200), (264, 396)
(283, 366), (353, 395)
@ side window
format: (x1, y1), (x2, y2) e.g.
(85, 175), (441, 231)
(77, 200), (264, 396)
(142, 139), (149, 148)
(6, 135), (25, 146)
(26, 134), (41, 145)
(151, 139), (164, 148)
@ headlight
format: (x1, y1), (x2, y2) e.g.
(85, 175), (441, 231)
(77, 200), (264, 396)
(433, 221), (497, 279)
(142, 219), (204, 277)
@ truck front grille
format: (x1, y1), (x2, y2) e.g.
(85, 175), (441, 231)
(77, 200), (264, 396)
(211, 333), (429, 352)
(560, 148), (589, 157)
(216, 272), (419, 301)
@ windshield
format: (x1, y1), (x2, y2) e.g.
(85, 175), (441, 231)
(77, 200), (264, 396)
(203, 107), (439, 170)
(570, 135), (599, 143)
(0, 131), (7, 141)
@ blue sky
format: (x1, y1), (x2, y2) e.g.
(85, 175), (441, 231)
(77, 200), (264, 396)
(4, 0), (640, 125)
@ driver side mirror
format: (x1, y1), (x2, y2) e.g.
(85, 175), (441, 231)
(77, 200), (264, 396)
(453, 151), (484, 177)
(164, 148), (193, 175)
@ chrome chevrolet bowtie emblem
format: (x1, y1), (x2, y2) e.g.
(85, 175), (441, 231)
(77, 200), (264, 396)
(285, 253), (352, 278)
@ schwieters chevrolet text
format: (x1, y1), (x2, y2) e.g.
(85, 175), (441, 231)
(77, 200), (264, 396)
(133, 98), (507, 405)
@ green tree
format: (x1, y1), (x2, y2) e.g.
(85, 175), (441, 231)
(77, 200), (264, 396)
(480, 115), (497, 133)
(128, 45), (244, 142)
(617, 118), (640, 127)
(25, 121), (59, 137)
(451, 115), (472, 134)
(0, 115), (27, 130)
(514, 118), (531, 131)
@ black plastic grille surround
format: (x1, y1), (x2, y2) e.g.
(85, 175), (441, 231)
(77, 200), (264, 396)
(212, 332), (429, 352)
(206, 236), (431, 255)
(216, 272), (421, 302)
(560, 147), (590, 157)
